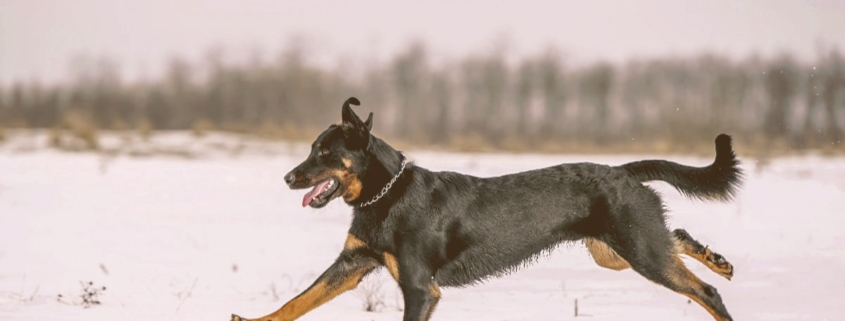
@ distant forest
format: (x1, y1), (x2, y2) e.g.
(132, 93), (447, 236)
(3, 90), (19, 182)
(1, 43), (843, 153)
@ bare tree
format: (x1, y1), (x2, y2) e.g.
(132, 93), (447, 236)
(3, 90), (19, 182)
(763, 57), (797, 139)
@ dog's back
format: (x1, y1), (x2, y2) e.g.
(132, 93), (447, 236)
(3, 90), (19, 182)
(427, 163), (616, 286)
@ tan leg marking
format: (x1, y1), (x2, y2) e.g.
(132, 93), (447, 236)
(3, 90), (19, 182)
(236, 235), (376, 321)
(665, 256), (731, 321)
(383, 252), (400, 282)
(673, 234), (734, 280)
(247, 261), (378, 321)
(584, 238), (631, 271)
(684, 294), (727, 321)
(425, 280), (442, 321)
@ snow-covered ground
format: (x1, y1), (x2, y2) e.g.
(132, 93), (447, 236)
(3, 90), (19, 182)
(1, 132), (844, 321)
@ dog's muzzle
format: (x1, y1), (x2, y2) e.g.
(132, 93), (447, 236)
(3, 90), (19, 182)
(284, 172), (296, 187)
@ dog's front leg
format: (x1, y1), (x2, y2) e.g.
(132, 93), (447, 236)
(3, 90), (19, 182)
(232, 235), (379, 321)
(397, 257), (441, 321)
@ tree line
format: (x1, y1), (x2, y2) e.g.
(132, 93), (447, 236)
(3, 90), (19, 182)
(1, 44), (843, 152)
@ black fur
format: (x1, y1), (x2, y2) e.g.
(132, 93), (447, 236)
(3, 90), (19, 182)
(622, 134), (743, 201)
(234, 97), (742, 321)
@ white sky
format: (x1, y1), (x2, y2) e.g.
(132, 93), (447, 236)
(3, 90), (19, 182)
(2, 0), (845, 85)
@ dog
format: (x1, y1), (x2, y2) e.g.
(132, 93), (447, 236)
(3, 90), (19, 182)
(231, 97), (742, 321)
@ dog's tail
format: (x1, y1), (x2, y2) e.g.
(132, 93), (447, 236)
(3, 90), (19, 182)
(621, 134), (742, 202)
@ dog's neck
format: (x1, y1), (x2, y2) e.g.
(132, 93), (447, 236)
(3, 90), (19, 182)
(354, 135), (406, 207)
(368, 136), (403, 174)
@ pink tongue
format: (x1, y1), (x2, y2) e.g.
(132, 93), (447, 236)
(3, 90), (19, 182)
(302, 180), (331, 207)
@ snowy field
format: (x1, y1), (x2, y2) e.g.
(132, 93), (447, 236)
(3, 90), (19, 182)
(1, 132), (844, 321)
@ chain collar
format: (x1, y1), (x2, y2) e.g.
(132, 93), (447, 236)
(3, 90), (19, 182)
(358, 153), (406, 208)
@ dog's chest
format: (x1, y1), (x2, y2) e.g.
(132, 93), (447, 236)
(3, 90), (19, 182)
(348, 212), (394, 252)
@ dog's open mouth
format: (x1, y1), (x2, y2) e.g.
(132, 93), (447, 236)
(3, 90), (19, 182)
(301, 178), (340, 208)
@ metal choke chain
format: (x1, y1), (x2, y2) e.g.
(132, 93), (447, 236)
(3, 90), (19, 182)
(360, 154), (406, 207)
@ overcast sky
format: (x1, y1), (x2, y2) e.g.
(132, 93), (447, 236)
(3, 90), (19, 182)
(2, 0), (844, 85)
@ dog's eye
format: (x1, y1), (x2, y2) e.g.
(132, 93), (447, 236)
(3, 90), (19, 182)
(318, 149), (331, 157)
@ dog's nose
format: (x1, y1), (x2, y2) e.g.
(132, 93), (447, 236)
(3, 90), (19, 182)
(284, 172), (296, 186)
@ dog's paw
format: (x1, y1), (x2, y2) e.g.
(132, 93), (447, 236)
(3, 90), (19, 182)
(704, 250), (734, 280)
(231, 313), (248, 321)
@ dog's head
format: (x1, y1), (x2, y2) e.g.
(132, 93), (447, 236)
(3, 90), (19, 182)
(284, 97), (373, 208)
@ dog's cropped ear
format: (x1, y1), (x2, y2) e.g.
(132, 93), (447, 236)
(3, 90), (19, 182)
(363, 112), (373, 131)
(341, 97), (363, 127)
(340, 97), (370, 149)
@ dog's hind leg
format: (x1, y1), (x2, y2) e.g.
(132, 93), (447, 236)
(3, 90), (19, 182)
(610, 230), (732, 319)
(587, 229), (734, 281)
(609, 239), (734, 321)
(647, 255), (733, 321)
(600, 195), (732, 320)
(673, 229), (734, 280)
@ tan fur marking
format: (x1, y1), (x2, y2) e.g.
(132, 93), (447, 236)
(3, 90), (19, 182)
(673, 236), (733, 280)
(249, 262), (377, 321)
(275, 281), (330, 321)
(383, 252), (400, 282)
(684, 293), (727, 321)
(425, 281), (442, 321)
(343, 176), (363, 201)
(342, 158), (353, 169)
(666, 256), (729, 321)
(344, 234), (367, 250)
(672, 236), (687, 254)
(307, 169), (363, 203)
(429, 281), (441, 299)
(331, 169), (362, 202)
(584, 238), (631, 271)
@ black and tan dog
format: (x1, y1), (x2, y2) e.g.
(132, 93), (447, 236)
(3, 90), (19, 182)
(232, 97), (742, 321)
